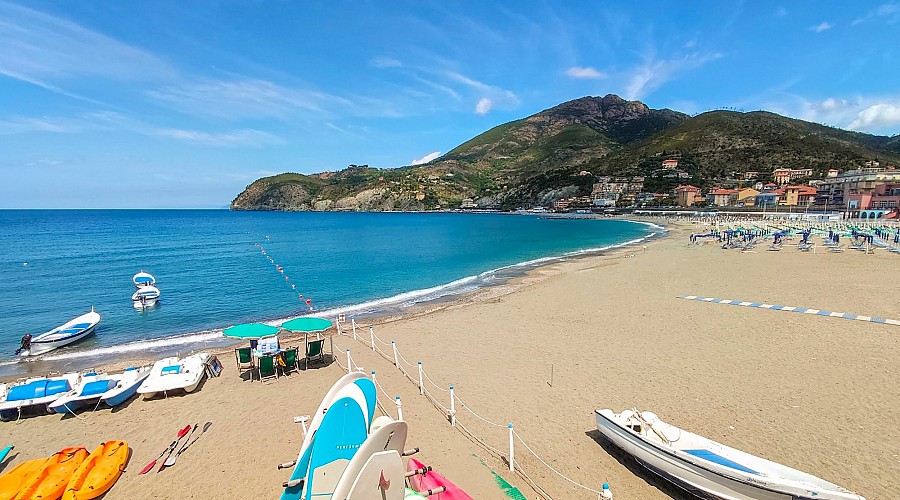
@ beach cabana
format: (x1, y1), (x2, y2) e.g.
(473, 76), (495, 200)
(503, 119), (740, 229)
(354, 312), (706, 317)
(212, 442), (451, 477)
(223, 323), (280, 379)
(282, 317), (333, 369)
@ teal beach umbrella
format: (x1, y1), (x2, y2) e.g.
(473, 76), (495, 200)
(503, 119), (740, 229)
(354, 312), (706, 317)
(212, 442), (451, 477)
(281, 317), (333, 333)
(222, 322), (280, 340)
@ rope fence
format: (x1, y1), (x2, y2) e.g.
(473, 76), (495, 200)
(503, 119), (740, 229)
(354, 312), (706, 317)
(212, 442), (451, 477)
(332, 318), (604, 499)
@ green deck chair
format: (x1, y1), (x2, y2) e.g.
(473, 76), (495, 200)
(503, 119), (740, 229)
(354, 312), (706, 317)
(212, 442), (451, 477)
(234, 347), (255, 380)
(304, 338), (326, 370)
(281, 347), (299, 376)
(258, 354), (278, 382)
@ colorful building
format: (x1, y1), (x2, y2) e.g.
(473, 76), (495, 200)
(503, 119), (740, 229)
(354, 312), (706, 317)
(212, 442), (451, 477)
(815, 167), (900, 218)
(674, 185), (701, 207)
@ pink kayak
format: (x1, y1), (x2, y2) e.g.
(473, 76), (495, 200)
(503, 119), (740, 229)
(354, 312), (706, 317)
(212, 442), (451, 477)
(407, 458), (473, 500)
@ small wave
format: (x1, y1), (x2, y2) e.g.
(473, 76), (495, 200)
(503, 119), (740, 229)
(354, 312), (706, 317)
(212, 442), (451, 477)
(41, 331), (224, 362)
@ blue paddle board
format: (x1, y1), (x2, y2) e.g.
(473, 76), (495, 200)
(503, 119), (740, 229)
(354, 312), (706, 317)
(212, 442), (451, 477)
(0, 445), (12, 466)
(352, 378), (376, 429)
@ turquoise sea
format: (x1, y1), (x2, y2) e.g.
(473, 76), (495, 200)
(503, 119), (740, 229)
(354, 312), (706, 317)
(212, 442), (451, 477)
(0, 210), (661, 377)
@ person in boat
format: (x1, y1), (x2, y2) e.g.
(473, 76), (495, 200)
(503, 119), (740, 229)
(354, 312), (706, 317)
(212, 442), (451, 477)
(15, 333), (32, 354)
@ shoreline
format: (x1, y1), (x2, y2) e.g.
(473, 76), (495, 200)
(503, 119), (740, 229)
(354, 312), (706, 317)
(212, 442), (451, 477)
(1, 217), (666, 381)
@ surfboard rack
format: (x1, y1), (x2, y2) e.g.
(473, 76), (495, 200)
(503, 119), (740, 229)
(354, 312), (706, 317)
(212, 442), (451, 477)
(406, 466), (432, 477)
(282, 478), (304, 488)
(277, 461), (296, 470)
(422, 486), (448, 496)
(402, 447), (419, 456)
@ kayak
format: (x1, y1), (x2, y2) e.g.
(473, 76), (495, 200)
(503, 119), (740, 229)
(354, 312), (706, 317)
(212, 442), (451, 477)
(407, 458), (473, 500)
(15, 446), (88, 500)
(63, 440), (129, 500)
(0, 457), (48, 500)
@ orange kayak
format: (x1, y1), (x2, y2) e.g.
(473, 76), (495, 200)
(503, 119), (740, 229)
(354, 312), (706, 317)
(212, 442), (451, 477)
(62, 441), (129, 500)
(0, 457), (49, 500)
(15, 447), (88, 500)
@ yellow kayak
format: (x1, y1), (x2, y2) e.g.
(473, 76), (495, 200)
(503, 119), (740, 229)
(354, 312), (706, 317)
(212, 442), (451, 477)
(16, 447), (88, 500)
(0, 457), (49, 500)
(62, 441), (129, 500)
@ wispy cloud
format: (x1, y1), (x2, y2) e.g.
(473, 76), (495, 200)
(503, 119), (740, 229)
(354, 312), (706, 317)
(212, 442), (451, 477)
(149, 128), (284, 147)
(853, 3), (900, 25)
(411, 151), (441, 165)
(0, 116), (75, 135)
(370, 57), (402, 68)
(146, 79), (346, 119)
(565, 66), (607, 79)
(776, 6), (788, 17)
(622, 51), (722, 100)
(760, 94), (900, 134)
(445, 71), (519, 114)
(0, 2), (173, 94)
(812, 21), (833, 32)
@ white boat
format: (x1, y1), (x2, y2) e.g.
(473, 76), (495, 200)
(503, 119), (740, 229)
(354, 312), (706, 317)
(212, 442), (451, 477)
(0, 372), (81, 421)
(132, 285), (160, 309)
(17, 308), (101, 357)
(48, 366), (151, 414)
(594, 408), (865, 500)
(137, 353), (210, 399)
(132, 270), (156, 288)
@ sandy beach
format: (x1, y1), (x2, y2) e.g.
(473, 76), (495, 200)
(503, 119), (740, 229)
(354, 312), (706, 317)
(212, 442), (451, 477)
(3, 219), (898, 499)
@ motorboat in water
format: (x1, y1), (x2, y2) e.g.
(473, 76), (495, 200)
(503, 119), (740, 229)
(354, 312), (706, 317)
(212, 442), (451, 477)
(137, 353), (210, 399)
(48, 366), (151, 414)
(132, 271), (156, 288)
(16, 308), (101, 357)
(594, 408), (865, 500)
(132, 285), (160, 309)
(0, 372), (81, 421)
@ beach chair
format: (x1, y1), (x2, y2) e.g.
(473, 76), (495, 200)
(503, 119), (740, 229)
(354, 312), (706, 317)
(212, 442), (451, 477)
(304, 338), (326, 370)
(829, 244), (845, 253)
(280, 347), (299, 376)
(234, 347), (255, 380)
(257, 355), (278, 382)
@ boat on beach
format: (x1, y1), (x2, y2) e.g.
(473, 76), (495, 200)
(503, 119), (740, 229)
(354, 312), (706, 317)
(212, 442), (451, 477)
(132, 271), (156, 288)
(594, 408), (865, 500)
(16, 308), (101, 357)
(137, 353), (209, 399)
(48, 366), (151, 414)
(0, 372), (81, 421)
(132, 285), (160, 309)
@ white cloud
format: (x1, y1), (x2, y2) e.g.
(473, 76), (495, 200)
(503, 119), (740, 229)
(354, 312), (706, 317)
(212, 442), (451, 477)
(370, 57), (402, 68)
(623, 51), (722, 100)
(812, 21), (833, 32)
(814, 98), (850, 112)
(411, 151), (442, 165)
(848, 103), (900, 131)
(0, 116), (74, 135)
(565, 66), (607, 79)
(475, 98), (493, 115)
(149, 128), (285, 147)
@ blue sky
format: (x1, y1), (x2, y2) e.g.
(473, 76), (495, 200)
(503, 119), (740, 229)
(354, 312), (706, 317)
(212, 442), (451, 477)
(1, 1), (899, 208)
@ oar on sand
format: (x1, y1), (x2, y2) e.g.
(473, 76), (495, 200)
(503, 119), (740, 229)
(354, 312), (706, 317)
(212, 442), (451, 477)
(139, 425), (191, 475)
(165, 421), (212, 468)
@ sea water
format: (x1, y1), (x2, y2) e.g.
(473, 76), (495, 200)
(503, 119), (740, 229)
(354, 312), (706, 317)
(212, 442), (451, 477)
(0, 210), (660, 375)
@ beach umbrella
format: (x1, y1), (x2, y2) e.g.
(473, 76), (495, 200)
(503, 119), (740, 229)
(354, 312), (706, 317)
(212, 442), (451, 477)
(222, 322), (280, 340)
(281, 317), (333, 334)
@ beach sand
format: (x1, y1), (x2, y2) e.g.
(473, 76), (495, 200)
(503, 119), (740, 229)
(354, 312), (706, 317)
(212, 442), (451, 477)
(3, 220), (898, 499)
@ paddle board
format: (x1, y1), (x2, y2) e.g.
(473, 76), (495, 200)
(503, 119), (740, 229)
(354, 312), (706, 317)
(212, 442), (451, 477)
(345, 450), (405, 500)
(352, 377), (377, 429)
(0, 446), (11, 466)
(332, 420), (409, 498)
(407, 457), (474, 500)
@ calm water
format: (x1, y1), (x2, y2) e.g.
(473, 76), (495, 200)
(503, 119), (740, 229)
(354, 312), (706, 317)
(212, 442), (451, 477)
(0, 210), (659, 375)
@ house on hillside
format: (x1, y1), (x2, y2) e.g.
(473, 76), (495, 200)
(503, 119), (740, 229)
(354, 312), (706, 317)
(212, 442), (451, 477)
(707, 188), (738, 207)
(737, 188), (760, 207)
(662, 159), (679, 169)
(779, 185), (817, 206)
(674, 185), (701, 207)
(773, 168), (814, 184)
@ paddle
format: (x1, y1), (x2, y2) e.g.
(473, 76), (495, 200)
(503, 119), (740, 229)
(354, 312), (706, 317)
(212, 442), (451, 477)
(158, 424), (194, 473)
(139, 425), (191, 475)
(163, 422), (198, 468)
(166, 421), (212, 467)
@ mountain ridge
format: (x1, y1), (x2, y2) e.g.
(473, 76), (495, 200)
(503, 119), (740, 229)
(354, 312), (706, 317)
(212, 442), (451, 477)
(231, 95), (900, 211)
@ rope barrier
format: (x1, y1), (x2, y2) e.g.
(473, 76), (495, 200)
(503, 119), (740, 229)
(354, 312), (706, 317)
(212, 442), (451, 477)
(513, 429), (601, 495)
(454, 393), (506, 428)
(421, 368), (448, 392)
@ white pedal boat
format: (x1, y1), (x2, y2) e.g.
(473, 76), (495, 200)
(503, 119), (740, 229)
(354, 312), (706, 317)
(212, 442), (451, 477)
(137, 353), (210, 399)
(0, 372), (81, 421)
(595, 408), (864, 500)
(48, 366), (151, 413)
